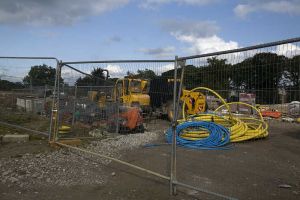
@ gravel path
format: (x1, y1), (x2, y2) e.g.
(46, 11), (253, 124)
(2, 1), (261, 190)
(0, 131), (161, 189)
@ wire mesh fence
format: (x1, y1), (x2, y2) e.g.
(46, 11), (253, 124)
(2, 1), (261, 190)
(1, 38), (300, 199)
(171, 38), (300, 197)
(175, 40), (300, 120)
(0, 57), (58, 136)
(51, 60), (177, 140)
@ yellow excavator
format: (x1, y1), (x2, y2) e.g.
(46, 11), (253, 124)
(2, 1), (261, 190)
(114, 78), (151, 112)
(88, 77), (206, 121)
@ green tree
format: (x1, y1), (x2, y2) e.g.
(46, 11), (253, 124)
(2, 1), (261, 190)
(76, 68), (107, 86)
(0, 80), (24, 91)
(23, 64), (58, 86)
(230, 53), (287, 103)
(126, 68), (157, 79)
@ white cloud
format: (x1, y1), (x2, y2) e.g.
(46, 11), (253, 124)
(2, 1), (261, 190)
(275, 43), (300, 57)
(138, 46), (175, 58)
(105, 65), (125, 77)
(161, 20), (239, 55)
(0, 0), (129, 26)
(234, 4), (256, 18)
(140, 0), (218, 9)
(161, 20), (219, 38)
(234, 0), (300, 18)
(175, 34), (239, 55)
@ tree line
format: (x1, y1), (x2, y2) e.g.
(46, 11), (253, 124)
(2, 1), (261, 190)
(1, 52), (299, 104)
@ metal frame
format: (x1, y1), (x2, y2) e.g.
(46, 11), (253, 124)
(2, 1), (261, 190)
(2, 37), (300, 200)
(178, 37), (300, 60)
(0, 56), (59, 141)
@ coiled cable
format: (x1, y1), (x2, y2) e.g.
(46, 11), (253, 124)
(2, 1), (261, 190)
(179, 87), (269, 143)
(165, 121), (231, 150)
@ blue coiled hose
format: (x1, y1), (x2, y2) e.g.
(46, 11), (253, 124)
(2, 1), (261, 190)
(166, 121), (231, 150)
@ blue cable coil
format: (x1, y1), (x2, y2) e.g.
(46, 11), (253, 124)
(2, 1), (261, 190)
(165, 121), (231, 150)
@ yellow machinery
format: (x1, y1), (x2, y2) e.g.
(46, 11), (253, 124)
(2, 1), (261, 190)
(155, 79), (206, 120)
(181, 89), (206, 115)
(87, 77), (206, 120)
(88, 91), (107, 108)
(114, 78), (150, 110)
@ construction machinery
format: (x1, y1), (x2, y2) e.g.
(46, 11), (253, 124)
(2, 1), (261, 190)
(86, 78), (148, 133)
(113, 78), (151, 112)
(148, 78), (206, 120)
(87, 75), (207, 127)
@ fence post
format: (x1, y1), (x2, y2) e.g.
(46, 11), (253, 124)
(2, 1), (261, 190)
(49, 60), (60, 142)
(72, 84), (78, 127)
(55, 61), (62, 141)
(170, 56), (178, 195)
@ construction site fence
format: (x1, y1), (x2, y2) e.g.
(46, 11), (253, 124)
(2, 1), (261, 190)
(169, 37), (300, 196)
(1, 37), (300, 198)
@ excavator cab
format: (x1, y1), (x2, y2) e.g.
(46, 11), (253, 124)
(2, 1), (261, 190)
(114, 78), (150, 110)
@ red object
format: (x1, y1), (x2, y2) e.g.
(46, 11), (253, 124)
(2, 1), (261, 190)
(261, 110), (282, 118)
(120, 108), (143, 130)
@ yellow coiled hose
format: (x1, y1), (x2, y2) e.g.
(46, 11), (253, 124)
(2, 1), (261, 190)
(179, 87), (268, 142)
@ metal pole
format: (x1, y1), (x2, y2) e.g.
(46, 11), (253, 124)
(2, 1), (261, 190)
(175, 59), (186, 120)
(49, 60), (60, 141)
(54, 61), (62, 141)
(173, 181), (238, 200)
(72, 84), (78, 126)
(0, 121), (48, 136)
(115, 97), (120, 136)
(170, 56), (178, 195)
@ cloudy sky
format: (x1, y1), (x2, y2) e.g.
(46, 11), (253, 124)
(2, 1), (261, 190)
(0, 0), (299, 61)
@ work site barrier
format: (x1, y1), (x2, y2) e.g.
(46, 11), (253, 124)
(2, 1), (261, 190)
(50, 60), (176, 141)
(169, 37), (300, 197)
(0, 57), (58, 137)
(1, 37), (300, 199)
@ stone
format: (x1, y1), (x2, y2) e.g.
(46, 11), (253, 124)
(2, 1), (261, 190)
(2, 134), (29, 143)
(278, 184), (292, 189)
(8, 177), (18, 183)
(2, 171), (10, 176)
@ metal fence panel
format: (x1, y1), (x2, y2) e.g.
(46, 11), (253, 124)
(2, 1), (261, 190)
(172, 38), (300, 197)
(0, 57), (58, 137)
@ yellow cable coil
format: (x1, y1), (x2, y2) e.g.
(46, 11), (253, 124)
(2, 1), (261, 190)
(180, 87), (268, 142)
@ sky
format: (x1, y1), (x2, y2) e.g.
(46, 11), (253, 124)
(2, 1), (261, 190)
(0, 0), (300, 82)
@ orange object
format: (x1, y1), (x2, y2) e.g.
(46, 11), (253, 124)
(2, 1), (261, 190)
(119, 108), (143, 130)
(261, 110), (282, 118)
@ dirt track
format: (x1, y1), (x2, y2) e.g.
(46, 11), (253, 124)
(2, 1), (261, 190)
(1, 120), (300, 200)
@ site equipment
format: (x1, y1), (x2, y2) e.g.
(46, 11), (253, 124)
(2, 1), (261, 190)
(149, 78), (206, 120)
(113, 78), (151, 112)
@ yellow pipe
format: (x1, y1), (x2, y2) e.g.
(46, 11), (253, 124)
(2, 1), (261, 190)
(180, 89), (269, 142)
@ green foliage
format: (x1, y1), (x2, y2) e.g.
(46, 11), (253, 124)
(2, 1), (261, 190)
(76, 68), (107, 86)
(23, 64), (58, 86)
(160, 53), (300, 104)
(126, 68), (157, 79)
(0, 80), (24, 90)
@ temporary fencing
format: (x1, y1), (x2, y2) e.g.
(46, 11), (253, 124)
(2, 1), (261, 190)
(0, 56), (59, 136)
(1, 37), (300, 199)
(168, 37), (300, 197)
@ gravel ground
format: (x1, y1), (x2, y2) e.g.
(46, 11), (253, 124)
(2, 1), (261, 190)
(0, 131), (161, 190)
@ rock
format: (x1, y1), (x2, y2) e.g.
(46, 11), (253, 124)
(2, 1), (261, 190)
(2, 134), (29, 143)
(8, 177), (18, 183)
(278, 184), (292, 189)
(32, 173), (39, 178)
(111, 172), (116, 176)
(2, 171), (10, 176)
(292, 191), (299, 195)
(46, 178), (51, 183)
